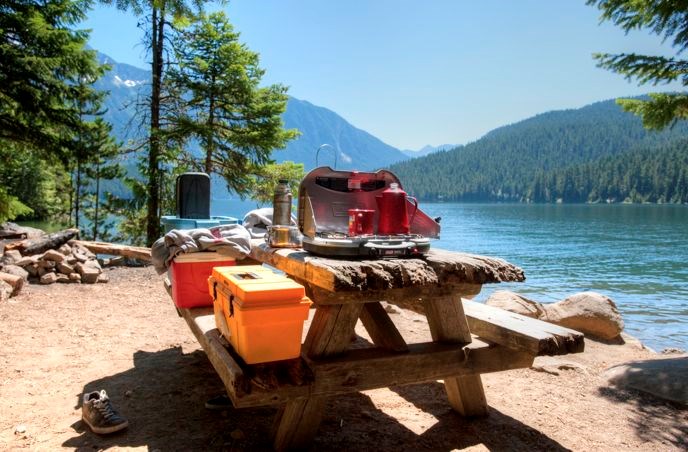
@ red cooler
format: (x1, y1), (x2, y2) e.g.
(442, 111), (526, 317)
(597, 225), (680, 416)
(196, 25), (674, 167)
(170, 252), (235, 308)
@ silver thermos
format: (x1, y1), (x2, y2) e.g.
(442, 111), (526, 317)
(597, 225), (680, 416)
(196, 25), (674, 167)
(268, 179), (301, 247)
(272, 179), (292, 226)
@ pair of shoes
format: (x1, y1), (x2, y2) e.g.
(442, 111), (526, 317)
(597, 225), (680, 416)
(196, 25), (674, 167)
(82, 390), (128, 434)
(204, 394), (232, 410)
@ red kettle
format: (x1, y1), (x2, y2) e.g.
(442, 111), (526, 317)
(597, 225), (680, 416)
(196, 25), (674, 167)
(376, 183), (418, 235)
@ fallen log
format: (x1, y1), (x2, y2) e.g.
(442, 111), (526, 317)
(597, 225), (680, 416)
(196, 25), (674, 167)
(0, 271), (24, 296)
(5, 228), (79, 256)
(70, 240), (151, 262)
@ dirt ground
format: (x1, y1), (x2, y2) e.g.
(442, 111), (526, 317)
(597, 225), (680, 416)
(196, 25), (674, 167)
(0, 266), (686, 451)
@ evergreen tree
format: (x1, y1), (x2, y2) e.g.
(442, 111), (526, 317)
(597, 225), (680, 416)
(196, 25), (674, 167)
(100, 0), (215, 245)
(588, 0), (688, 129)
(166, 11), (298, 197)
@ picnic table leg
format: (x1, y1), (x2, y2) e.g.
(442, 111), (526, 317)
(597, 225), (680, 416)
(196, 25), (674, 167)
(423, 294), (489, 417)
(271, 303), (363, 451)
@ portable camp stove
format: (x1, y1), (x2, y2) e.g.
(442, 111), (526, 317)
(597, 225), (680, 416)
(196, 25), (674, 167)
(302, 231), (431, 258)
(297, 167), (440, 259)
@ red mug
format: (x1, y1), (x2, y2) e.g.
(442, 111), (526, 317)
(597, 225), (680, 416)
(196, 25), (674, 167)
(348, 209), (375, 236)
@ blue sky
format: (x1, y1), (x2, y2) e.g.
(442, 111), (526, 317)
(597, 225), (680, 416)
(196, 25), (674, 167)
(82, 0), (680, 150)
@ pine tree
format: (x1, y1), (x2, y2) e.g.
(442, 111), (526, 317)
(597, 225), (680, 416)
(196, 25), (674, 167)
(165, 11), (298, 197)
(587, 0), (688, 129)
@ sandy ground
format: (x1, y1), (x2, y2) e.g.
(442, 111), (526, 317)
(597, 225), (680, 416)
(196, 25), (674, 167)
(0, 266), (686, 451)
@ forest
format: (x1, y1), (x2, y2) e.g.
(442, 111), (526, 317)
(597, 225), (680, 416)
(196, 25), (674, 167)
(391, 100), (688, 204)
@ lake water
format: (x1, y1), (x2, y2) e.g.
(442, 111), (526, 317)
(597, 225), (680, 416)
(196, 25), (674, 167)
(215, 201), (687, 350)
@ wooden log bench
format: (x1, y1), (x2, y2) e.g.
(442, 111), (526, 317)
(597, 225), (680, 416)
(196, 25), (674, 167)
(170, 241), (585, 450)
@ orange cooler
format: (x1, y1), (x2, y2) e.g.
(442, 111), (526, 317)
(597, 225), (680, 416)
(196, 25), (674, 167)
(170, 252), (235, 308)
(209, 266), (311, 364)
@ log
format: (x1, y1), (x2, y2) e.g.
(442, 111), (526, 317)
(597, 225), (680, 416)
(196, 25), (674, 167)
(70, 240), (151, 262)
(5, 228), (79, 256)
(0, 271), (24, 296)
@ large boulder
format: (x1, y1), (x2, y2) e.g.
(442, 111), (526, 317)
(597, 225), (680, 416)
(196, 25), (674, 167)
(544, 292), (623, 340)
(486, 290), (546, 318)
(0, 249), (22, 266)
(603, 357), (688, 404)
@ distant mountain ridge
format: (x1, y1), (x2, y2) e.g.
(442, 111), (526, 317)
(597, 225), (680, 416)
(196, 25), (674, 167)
(401, 143), (460, 157)
(391, 98), (688, 203)
(94, 51), (408, 172)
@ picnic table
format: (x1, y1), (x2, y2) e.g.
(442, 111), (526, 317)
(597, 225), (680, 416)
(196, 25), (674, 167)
(173, 240), (584, 450)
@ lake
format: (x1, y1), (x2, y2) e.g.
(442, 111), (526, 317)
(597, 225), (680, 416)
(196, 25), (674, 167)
(215, 201), (686, 350)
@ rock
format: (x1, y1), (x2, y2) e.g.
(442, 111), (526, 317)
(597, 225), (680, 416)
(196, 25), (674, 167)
(57, 262), (74, 275)
(603, 357), (688, 404)
(486, 290), (546, 318)
(56, 273), (70, 283)
(14, 424), (26, 434)
(58, 244), (72, 255)
(531, 356), (588, 376)
(68, 273), (81, 283)
(84, 259), (102, 271)
(75, 262), (99, 284)
(96, 273), (109, 283)
(384, 303), (399, 314)
(661, 348), (685, 355)
(40, 272), (58, 285)
(42, 249), (65, 262)
(65, 256), (77, 265)
(25, 264), (39, 277)
(2, 264), (29, 281)
(71, 243), (95, 259)
(0, 280), (12, 302)
(37, 266), (47, 277)
(0, 249), (22, 265)
(72, 251), (88, 263)
(16, 255), (39, 267)
(544, 292), (623, 340)
(38, 259), (56, 269)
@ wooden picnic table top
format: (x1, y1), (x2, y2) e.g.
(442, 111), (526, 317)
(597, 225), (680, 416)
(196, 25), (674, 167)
(248, 239), (525, 303)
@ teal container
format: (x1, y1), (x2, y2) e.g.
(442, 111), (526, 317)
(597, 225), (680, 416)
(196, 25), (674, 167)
(161, 215), (239, 233)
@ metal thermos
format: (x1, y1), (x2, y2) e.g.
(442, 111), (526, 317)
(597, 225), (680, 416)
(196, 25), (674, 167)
(273, 179), (292, 226)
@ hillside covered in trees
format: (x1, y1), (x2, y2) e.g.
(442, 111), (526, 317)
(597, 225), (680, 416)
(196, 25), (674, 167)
(391, 99), (688, 203)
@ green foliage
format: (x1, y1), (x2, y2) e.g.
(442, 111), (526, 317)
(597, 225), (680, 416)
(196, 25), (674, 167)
(0, 0), (106, 158)
(249, 161), (305, 206)
(0, 144), (71, 221)
(0, 187), (33, 223)
(588, 0), (688, 129)
(166, 11), (298, 197)
(391, 98), (688, 203)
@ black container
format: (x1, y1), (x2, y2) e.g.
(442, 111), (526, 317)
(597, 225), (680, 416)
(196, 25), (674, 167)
(176, 172), (210, 219)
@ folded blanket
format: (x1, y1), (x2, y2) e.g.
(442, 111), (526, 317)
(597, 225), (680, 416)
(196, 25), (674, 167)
(151, 224), (252, 274)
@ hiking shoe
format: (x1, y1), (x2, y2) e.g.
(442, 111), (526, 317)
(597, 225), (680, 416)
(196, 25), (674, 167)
(204, 394), (232, 410)
(82, 390), (128, 434)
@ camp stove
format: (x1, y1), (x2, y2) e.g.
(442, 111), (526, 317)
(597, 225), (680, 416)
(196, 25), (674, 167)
(297, 167), (440, 258)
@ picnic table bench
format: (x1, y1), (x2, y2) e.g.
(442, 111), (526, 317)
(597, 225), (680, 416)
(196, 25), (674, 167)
(171, 240), (584, 450)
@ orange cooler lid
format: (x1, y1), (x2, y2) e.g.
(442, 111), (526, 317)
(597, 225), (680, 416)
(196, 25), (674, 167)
(212, 266), (305, 303)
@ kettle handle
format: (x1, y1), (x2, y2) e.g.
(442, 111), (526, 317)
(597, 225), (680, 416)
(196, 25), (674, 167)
(407, 196), (418, 229)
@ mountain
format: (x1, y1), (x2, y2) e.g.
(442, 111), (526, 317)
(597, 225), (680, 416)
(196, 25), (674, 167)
(94, 52), (408, 171)
(401, 143), (460, 158)
(390, 98), (688, 203)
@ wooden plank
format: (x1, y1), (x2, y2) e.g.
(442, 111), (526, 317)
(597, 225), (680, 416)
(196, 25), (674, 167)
(180, 308), (310, 408)
(309, 341), (533, 396)
(360, 302), (409, 352)
(462, 299), (585, 356)
(249, 240), (524, 295)
(302, 304), (363, 358)
(423, 294), (489, 417)
(272, 303), (362, 450)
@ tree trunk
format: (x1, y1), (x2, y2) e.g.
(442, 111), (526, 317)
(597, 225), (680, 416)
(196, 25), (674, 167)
(146, 6), (165, 246)
(75, 159), (81, 229)
(93, 159), (101, 241)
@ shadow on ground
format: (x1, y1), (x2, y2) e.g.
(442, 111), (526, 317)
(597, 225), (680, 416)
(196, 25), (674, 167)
(599, 359), (688, 450)
(64, 346), (570, 451)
